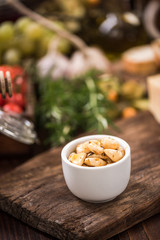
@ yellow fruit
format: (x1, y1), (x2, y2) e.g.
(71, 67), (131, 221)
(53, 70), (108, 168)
(121, 80), (145, 99)
(132, 99), (149, 111)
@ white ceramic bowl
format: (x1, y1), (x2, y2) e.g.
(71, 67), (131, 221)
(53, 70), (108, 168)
(61, 135), (131, 203)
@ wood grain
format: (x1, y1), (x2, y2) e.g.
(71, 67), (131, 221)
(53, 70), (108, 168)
(143, 214), (160, 240)
(0, 112), (160, 240)
(0, 210), (55, 240)
(128, 224), (149, 240)
(1, 156), (159, 240)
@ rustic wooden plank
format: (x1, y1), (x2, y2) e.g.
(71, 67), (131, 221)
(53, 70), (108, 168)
(0, 112), (160, 240)
(128, 224), (149, 240)
(0, 156), (29, 176)
(0, 158), (158, 240)
(143, 213), (160, 240)
(108, 236), (120, 240)
(0, 210), (55, 240)
(118, 231), (130, 240)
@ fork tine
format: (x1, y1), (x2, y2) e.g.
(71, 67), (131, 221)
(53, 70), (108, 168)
(0, 71), (6, 98)
(0, 70), (13, 98)
(6, 71), (12, 97)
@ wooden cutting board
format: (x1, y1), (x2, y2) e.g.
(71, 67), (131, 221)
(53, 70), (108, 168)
(0, 112), (160, 240)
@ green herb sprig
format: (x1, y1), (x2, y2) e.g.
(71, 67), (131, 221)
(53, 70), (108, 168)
(36, 72), (114, 147)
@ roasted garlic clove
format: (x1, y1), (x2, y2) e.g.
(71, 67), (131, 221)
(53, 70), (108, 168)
(85, 157), (107, 167)
(69, 152), (86, 166)
(90, 140), (101, 146)
(101, 137), (119, 150)
(76, 140), (101, 154)
(104, 149), (123, 162)
(88, 141), (103, 154)
(87, 153), (109, 160)
(76, 141), (90, 154)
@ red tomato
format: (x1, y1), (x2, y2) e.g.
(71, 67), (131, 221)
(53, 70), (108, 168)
(0, 65), (27, 94)
(6, 93), (26, 108)
(0, 95), (6, 107)
(0, 65), (27, 111)
(14, 76), (27, 94)
(3, 103), (23, 114)
(14, 93), (26, 108)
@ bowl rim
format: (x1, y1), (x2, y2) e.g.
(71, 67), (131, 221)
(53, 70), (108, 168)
(61, 134), (131, 170)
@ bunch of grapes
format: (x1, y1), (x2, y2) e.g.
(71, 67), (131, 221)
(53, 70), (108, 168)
(0, 17), (70, 65)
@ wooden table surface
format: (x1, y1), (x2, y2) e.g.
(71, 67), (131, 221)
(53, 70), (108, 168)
(0, 151), (160, 240)
(0, 125), (160, 240)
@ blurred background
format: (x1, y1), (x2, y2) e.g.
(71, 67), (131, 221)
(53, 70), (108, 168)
(0, 0), (160, 154)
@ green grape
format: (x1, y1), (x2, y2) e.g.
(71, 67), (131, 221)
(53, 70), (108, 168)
(3, 48), (21, 65)
(5, 35), (19, 50)
(15, 17), (32, 33)
(0, 22), (14, 43)
(7, 33), (35, 57)
(38, 35), (53, 54)
(18, 37), (35, 56)
(44, 28), (54, 37)
(24, 23), (45, 40)
(58, 38), (71, 54)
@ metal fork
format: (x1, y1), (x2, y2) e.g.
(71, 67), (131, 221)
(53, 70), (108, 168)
(0, 71), (12, 98)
